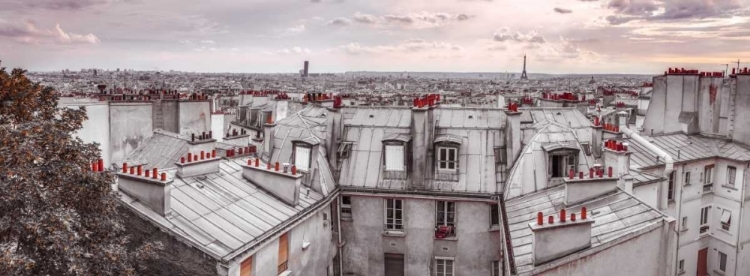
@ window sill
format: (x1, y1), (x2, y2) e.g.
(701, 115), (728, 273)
(721, 185), (737, 191)
(714, 270), (726, 276)
(489, 225), (501, 232)
(679, 228), (688, 233)
(434, 236), (458, 241)
(278, 271), (293, 276)
(677, 270), (685, 275)
(341, 217), (353, 222)
(382, 231), (406, 237)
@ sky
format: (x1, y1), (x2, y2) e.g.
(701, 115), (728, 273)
(1, 0), (750, 74)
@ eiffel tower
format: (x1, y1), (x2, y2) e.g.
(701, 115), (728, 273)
(520, 55), (528, 80)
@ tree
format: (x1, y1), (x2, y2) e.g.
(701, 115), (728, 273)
(0, 64), (161, 275)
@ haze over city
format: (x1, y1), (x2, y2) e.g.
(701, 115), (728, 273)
(2, 0), (750, 74)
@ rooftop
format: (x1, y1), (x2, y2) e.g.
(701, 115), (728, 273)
(626, 133), (750, 169)
(504, 185), (668, 274)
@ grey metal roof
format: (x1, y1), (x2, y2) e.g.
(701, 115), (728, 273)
(434, 134), (462, 144)
(505, 186), (668, 274)
(342, 107), (412, 128)
(525, 108), (593, 130)
(626, 133), (750, 169)
(118, 158), (324, 259)
(432, 108), (506, 129)
(123, 129), (190, 170)
(629, 170), (664, 187)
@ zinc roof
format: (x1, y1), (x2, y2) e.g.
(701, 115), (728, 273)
(626, 133), (750, 169)
(505, 186), (668, 275)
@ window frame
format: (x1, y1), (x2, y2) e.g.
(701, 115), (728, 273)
(436, 146), (459, 171)
(684, 171), (691, 186)
(435, 257), (455, 276)
(704, 165), (714, 185)
(292, 142), (313, 172)
(678, 259), (684, 273)
(491, 260), (501, 276)
(718, 251), (727, 273)
(384, 199), (404, 232)
(494, 147), (507, 165)
(547, 151), (578, 178)
(720, 209), (731, 231)
(383, 142), (406, 172)
(668, 171), (676, 201)
(727, 166), (737, 187)
(341, 196), (352, 220)
(700, 205), (711, 234)
(490, 204), (500, 227)
(681, 216), (688, 231)
(435, 201), (456, 237)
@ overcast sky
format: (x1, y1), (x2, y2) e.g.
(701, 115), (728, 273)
(1, 0), (749, 74)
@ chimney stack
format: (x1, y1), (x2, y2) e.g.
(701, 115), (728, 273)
(530, 208), (593, 264)
(117, 163), (173, 216)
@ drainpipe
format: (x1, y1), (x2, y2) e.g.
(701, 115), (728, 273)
(621, 127), (676, 274)
(735, 163), (747, 275)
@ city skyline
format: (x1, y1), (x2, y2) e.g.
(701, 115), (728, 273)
(1, 0), (749, 74)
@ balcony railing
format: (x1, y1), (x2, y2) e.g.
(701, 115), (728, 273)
(383, 170), (407, 180)
(703, 183), (713, 193)
(700, 225), (710, 234)
(277, 261), (288, 274)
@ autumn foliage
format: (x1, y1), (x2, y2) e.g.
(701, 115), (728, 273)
(0, 64), (161, 275)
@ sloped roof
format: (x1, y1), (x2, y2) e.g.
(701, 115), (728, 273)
(626, 133), (750, 169)
(342, 107), (412, 128)
(123, 130), (190, 169)
(505, 186), (668, 275)
(118, 158), (325, 259)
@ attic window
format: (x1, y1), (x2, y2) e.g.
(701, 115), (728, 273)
(721, 210), (731, 230)
(384, 144), (405, 171)
(338, 142), (353, 159)
(581, 143), (592, 156)
(293, 143), (312, 171)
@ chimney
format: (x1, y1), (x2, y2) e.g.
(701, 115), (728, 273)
(117, 163), (173, 216)
(563, 166), (618, 206)
(188, 131), (217, 154)
(602, 139), (630, 177)
(505, 102), (522, 165)
(253, 92), (270, 107)
(410, 100), (431, 189)
(592, 116), (603, 158)
(325, 106), (344, 167)
(273, 97), (290, 122)
(242, 158), (302, 206)
(263, 113), (276, 161)
(529, 208), (594, 265)
(175, 150), (221, 178)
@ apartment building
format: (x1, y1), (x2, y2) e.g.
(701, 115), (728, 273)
(624, 68), (750, 276)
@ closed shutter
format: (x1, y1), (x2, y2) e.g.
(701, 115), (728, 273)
(240, 256), (253, 276)
(385, 145), (404, 171)
(295, 146), (311, 170)
(278, 233), (289, 273)
(384, 254), (405, 276)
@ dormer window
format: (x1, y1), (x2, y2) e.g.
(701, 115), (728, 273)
(437, 146), (458, 171)
(384, 144), (405, 171)
(293, 143), (312, 171)
(543, 144), (579, 178)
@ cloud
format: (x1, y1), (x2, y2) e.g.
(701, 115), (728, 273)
(266, 46), (311, 55)
(0, 20), (99, 44)
(604, 0), (746, 24)
(554, 8), (573, 14)
(4, 0), (135, 11)
(346, 11), (472, 29)
(334, 39), (463, 55)
(200, 40), (215, 44)
(327, 18), (352, 26)
(492, 29), (547, 44)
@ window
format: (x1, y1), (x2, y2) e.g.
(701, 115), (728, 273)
(549, 153), (577, 178)
(491, 261), (501, 276)
(719, 251), (727, 273)
(700, 206), (710, 234)
(294, 145), (312, 171)
(684, 172), (691, 186)
(277, 233), (289, 274)
(435, 201), (456, 237)
(704, 165), (714, 185)
(337, 142), (352, 159)
(437, 147), (458, 170)
(341, 196), (352, 219)
(385, 145), (405, 171)
(494, 147), (507, 164)
(241, 255), (253, 276)
(581, 143), (592, 156)
(678, 260), (684, 273)
(668, 171), (676, 201)
(385, 199), (404, 231)
(721, 209), (731, 231)
(490, 204), (500, 227)
(727, 166), (737, 187)
(435, 258), (454, 276)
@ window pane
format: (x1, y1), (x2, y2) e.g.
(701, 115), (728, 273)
(447, 162), (455, 169)
(439, 148), (446, 160)
(295, 146), (311, 170)
(448, 149), (455, 161)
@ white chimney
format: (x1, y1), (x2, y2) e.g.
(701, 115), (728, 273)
(530, 208), (593, 265)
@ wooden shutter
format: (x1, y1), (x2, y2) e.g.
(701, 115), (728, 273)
(295, 146), (311, 170)
(240, 256), (253, 276)
(385, 145), (404, 171)
(278, 233), (289, 272)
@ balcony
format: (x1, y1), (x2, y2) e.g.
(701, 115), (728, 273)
(703, 183), (713, 193)
(700, 225), (710, 234)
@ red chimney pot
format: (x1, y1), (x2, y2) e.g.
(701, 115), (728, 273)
(537, 212), (544, 226)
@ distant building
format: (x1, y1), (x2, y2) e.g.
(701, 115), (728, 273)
(304, 61), (309, 78)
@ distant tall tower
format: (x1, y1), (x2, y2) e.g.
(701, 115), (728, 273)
(520, 55), (528, 80)
(303, 61), (309, 77)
